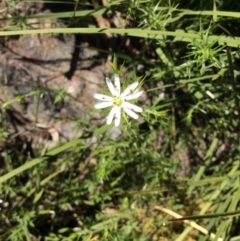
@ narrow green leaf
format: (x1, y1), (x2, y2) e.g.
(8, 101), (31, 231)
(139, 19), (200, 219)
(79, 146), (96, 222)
(93, 124), (113, 135)
(0, 139), (82, 183)
(170, 209), (240, 221)
(213, 0), (218, 22)
(230, 236), (240, 241)
(33, 189), (44, 204)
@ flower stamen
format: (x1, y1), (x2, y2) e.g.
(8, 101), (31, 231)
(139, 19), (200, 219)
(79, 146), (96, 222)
(113, 96), (123, 107)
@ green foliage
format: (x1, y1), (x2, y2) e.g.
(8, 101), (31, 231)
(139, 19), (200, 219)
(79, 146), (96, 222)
(0, 0), (240, 240)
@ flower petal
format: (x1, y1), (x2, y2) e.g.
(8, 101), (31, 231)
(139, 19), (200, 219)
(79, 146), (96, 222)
(106, 107), (114, 125)
(114, 107), (121, 127)
(106, 77), (117, 96)
(114, 74), (121, 96)
(122, 82), (139, 98)
(123, 107), (139, 119)
(93, 93), (113, 101)
(122, 102), (142, 112)
(106, 106), (120, 125)
(94, 102), (113, 109)
(124, 91), (143, 100)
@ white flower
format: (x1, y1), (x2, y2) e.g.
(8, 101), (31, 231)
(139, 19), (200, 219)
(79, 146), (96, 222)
(94, 74), (143, 126)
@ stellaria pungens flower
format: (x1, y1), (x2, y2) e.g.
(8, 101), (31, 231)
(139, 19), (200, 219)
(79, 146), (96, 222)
(93, 74), (143, 126)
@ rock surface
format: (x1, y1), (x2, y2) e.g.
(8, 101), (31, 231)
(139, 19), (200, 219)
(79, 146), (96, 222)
(0, 4), (110, 149)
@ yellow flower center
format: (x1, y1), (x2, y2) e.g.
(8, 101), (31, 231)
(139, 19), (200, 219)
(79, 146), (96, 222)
(113, 96), (123, 107)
